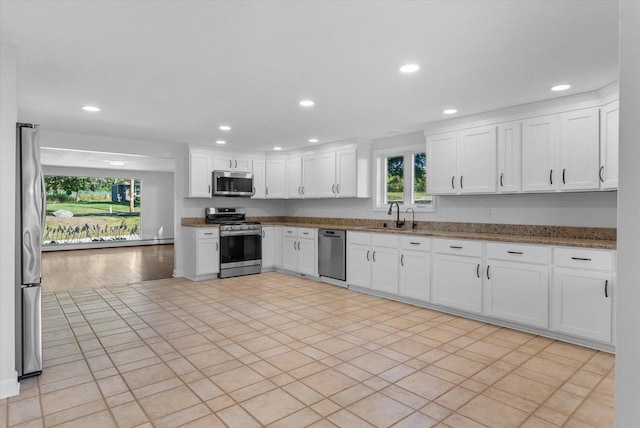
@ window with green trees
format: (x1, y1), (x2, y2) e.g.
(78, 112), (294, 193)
(380, 150), (432, 208)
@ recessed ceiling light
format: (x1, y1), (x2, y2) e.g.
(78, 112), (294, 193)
(551, 84), (572, 91)
(309, 138), (319, 143)
(299, 100), (315, 107)
(273, 146), (282, 151)
(216, 140), (226, 145)
(107, 160), (125, 166)
(219, 125), (231, 131)
(81, 105), (101, 112)
(443, 109), (458, 115)
(399, 64), (420, 73)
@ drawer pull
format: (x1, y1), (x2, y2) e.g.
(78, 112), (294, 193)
(507, 251), (523, 255)
(604, 280), (609, 298)
(476, 263), (480, 278)
(409, 242), (421, 245)
(571, 257), (592, 261)
(203, 232), (214, 236)
(450, 245), (463, 249)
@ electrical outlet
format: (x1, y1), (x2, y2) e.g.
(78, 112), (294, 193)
(483, 208), (492, 218)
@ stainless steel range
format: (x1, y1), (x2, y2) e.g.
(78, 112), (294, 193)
(205, 208), (262, 278)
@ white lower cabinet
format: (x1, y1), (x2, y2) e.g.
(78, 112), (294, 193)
(261, 226), (274, 268)
(347, 232), (399, 294)
(282, 227), (316, 275)
(183, 227), (219, 280)
(398, 236), (431, 302)
(431, 239), (483, 314)
(551, 247), (614, 344)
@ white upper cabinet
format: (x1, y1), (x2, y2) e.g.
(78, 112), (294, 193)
(302, 154), (319, 198)
(188, 150), (213, 198)
(318, 152), (338, 198)
(457, 125), (497, 193)
(427, 131), (458, 195)
(265, 159), (286, 199)
(286, 157), (303, 199)
(252, 159), (266, 199)
(558, 108), (600, 191)
(522, 115), (558, 192)
(497, 121), (522, 193)
(600, 101), (619, 190)
(213, 155), (252, 173)
(427, 126), (496, 195)
(336, 148), (357, 197)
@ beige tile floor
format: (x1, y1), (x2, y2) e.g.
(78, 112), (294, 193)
(1, 272), (614, 427)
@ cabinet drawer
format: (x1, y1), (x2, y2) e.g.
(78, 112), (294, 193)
(554, 248), (614, 271)
(283, 227), (298, 238)
(348, 231), (371, 246)
(433, 238), (482, 257)
(486, 242), (549, 264)
(400, 235), (431, 251)
(197, 228), (219, 239)
(298, 228), (315, 239)
(372, 232), (399, 248)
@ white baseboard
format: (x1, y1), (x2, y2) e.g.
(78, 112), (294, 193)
(0, 373), (20, 399)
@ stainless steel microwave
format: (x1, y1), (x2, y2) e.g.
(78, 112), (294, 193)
(212, 171), (254, 197)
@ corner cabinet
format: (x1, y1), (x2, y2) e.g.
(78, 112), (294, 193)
(182, 227), (219, 281)
(600, 101), (619, 189)
(188, 150), (213, 198)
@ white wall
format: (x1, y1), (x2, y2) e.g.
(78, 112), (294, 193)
(0, 44), (20, 399)
(287, 131), (618, 228)
(43, 166), (175, 242)
(615, 0), (640, 425)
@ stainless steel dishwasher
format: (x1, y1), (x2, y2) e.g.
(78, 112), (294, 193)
(318, 229), (346, 281)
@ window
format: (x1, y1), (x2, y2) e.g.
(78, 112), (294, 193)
(375, 145), (435, 212)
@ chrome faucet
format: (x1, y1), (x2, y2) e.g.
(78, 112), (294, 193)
(405, 207), (417, 229)
(387, 202), (405, 228)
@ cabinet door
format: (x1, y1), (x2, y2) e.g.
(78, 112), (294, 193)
(552, 268), (612, 343)
(265, 159), (286, 199)
(286, 157), (303, 199)
(302, 155), (319, 198)
(399, 250), (430, 302)
(432, 254), (482, 313)
(298, 238), (316, 275)
(371, 246), (399, 294)
(252, 159), (266, 199)
(318, 152), (337, 198)
(558, 108), (600, 191)
(600, 101), (619, 190)
(261, 227), (274, 268)
(336, 148), (357, 197)
(197, 239), (219, 275)
(497, 122), (522, 193)
(189, 151), (213, 197)
(282, 236), (298, 272)
(273, 227), (283, 268)
(347, 243), (371, 288)
(522, 115), (557, 192)
(234, 157), (252, 173)
(213, 155), (234, 171)
(427, 132), (458, 194)
(458, 125), (497, 193)
(484, 261), (548, 328)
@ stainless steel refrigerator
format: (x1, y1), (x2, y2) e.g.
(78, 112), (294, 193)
(15, 123), (43, 379)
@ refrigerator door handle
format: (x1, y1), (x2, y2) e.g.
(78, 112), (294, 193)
(21, 286), (42, 378)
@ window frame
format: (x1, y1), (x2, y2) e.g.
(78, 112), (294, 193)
(373, 144), (436, 213)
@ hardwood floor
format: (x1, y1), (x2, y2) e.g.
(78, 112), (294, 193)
(41, 244), (174, 292)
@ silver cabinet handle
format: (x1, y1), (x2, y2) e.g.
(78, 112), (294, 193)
(366, 250), (370, 261)
(450, 245), (462, 249)
(400, 254), (404, 266)
(298, 186), (301, 195)
(476, 264), (480, 278)
(336, 184), (340, 193)
(487, 265), (490, 280)
(297, 241), (301, 251)
(302, 186), (305, 195)
(549, 169), (553, 185)
(253, 186), (256, 196)
(599, 166), (605, 183)
(604, 279), (609, 298)
(208, 185), (211, 194)
(235, 160), (237, 169)
(216, 242), (218, 251)
(451, 176), (455, 189)
(460, 176), (464, 189)
(204, 232), (214, 235)
(571, 257), (592, 261)
(409, 242), (420, 245)
(500, 173), (504, 187)
(562, 168), (566, 184)
(507, 251), (523, 255)
(372, 251), (376, 262)
(229, 159), (232, 169)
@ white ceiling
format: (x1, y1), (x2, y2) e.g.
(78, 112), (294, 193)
(1, 0), (619, 153)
